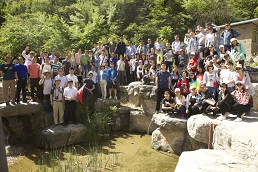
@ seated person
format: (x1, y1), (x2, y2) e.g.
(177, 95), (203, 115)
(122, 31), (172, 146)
(161, 91), (176, 115)
(197, 84), (214, 115)
(174, 88), (186, 119)
(215, 83), (235, 120)
(186, 86), (200, 117)
(231, 81), (252, 122)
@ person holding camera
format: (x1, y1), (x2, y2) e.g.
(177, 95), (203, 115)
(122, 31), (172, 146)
(50, 78), (64, 126)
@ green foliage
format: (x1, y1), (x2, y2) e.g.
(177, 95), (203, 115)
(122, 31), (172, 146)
(76, 103), (116, 144)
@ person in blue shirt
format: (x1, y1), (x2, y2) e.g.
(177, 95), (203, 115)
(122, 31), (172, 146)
(220, 23), (241, 51)
(14, 57), (28, 104)
(109, 52), (118, 68)
(107, 62), (118, 99)
(0, 54), (16, 106)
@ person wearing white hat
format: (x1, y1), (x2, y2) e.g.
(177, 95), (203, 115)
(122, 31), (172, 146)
(229, 38), (246, 67)
(186, 86), (200, 117)
(174, 88), (186, 119)
(231, 80), (252, 122)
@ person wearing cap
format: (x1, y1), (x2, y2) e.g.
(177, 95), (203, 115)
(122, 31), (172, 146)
(231, 80), (252, 122)
(14, 56), (29, 104)
(22, 46), (34, 67)
(187, 52), (198, 72)
(171, 35), (181, 66)
(222, 61), (236, 93)
(0, 54), (16, 106)
(50, 78), (64, 126)
(63, 79), (78, 125)
(28, 56), (41, 102)
(39, 70), (53, 112)
(66, 67), (78, 89)
(229, 38), (246, 67)
(216, 83), (235, 120)
(114, 37), (126, 58)
(107, 62), (118, 99)
(174, 88), (186, 119)
(220, 23), (241, 51)
(155, 62), (170, 113)
(234, 62), (255, 97)
(218, 45), (227, 60)
(186, 86), (200, 117)
(126, 41), (136, 58)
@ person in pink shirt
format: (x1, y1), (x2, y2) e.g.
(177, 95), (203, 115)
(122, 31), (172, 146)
(75, 49), (82, 67)
(28, 56), (41, 102)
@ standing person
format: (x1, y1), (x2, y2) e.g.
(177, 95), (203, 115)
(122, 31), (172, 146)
(0, 54), (16, 105)
(148, 48), (157, 65)
(28, 56), (41, 102)
(40, 56), (53, 77)
(109, 37), (117, 55)
(49, 50), (56, 61)
(229, 38), (246, 67)
(114, 37), (126, 58)
(58, 51), (66, 63)
(22, 46), (34, 67)
(83, 72), (96, 113)
(37, 51), (45, 65)
(66, 67), (78, 89)
(63, 80), (78, 125)
(171, 35), (181, 67)
(80, 50), (91, 77)
(146, 38), (154, 55)
(129, 54), (137, 82)
(74, 49), (82, 68)
(205, 27), (217, 49)
(62, 54), (73, 75)
(220, 23), (241, 51)
(14, 57), (28, 104)
(154, 37), (164, 55)
(107, 62), (118, 99)
(51, 56), (62, 78)
(103, 37), (110, 57)
(117, 55), (125, 86)
(55, 68), (67, 88)
(39, 71), (53, 113)
(99, 65), (108, 99)
(137, 40), (147, 55)
(155, 62), (170, 113)
(187, 32), (197, 58)
(196, 27), (206, 59)
(50, 78), (64, 126)
(163, 42), (173, 72)
(126, 41), (136, 58)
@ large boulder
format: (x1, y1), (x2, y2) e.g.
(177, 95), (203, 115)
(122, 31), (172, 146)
(129, 111), (157, 133)
(36, 124), (86, 149)
(251, 83), (258, 111)
(175, 149), (256, 172)
(151, 113), (206, 155)
(113, 106), (133, 131)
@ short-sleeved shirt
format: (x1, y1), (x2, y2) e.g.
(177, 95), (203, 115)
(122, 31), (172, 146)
(55, 75), (67, 88)
(156, 70), (170, 89)
(63, 86), (78, 100)
(84, 78), (95, 89)
(43, 79), (53, 95)
(51, 86), (64, 101)
(15, 64), (28, 78)
(66, 74), (78, 87)
(28, 63), (40, 78)
(108, 67), (118, 83)
(0, 63), (15, 80)
(162, 97), (175, 107)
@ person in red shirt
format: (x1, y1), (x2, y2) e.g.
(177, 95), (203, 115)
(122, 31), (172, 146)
(28, 56), (41, 102)
(187, 52), (198, 72)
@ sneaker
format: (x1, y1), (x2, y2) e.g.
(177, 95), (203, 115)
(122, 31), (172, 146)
(241, 113), (246, 118)
(217, 115), (227, 121)
(234, 117), (242, 122)
(109, 96), (112, 99)
(114, 96), (117, 99)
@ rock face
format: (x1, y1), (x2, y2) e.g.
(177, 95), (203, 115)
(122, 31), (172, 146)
(129, 111), (158, 133)
(36, 124), (86, 149)
(151, 113), (206, 155)
(113, 106), (133, 131)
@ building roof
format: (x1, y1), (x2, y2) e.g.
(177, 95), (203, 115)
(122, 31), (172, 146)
(218, 18), (258, 28)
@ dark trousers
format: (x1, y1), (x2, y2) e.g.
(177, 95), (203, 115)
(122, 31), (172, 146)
(30, 78), (40, 99)
(44, 94), (52, 113)
(16, 78), (27, 102)
(174, 54), (179, 66)
(233, 103), (251, 118)
(188, 105), (200, 116)
(174, 105), (186, 116)
(165, 61), (173, 72)
(118, 71), (125, 85)
(156, 88), (169, 111)
(218, 102), (232, 115)
(64, 100), (77, 124)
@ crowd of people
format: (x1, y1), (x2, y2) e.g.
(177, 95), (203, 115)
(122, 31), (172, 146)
(0, 22), (254, 125)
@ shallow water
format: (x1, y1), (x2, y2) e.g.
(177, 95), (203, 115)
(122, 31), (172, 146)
(7, 132), (178, 172)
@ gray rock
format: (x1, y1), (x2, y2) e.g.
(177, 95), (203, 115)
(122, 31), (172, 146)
(187, 114), (216, 144)
(152, 113), (187, 130)
(113, 106), (133, 131)
(95, 98), (120, 109)
(129, 111), (157, 133)
(175, 149), (253, 172)
(37, 124), (86, 149)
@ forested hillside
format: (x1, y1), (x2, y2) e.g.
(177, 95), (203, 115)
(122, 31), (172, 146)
(0, 0), (257, 59)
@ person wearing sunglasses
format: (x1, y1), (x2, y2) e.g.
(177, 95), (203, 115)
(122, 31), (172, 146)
(231, 81), (252, 122)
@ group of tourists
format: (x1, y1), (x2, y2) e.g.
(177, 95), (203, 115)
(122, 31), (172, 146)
(0, 22), (253, 125)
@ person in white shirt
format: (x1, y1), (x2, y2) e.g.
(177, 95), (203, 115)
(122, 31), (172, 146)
(171, 35), (181, 66)
(39, 70), (53, 113)
(63, 79), (78, 125)
(66, 67), (78, 88)
(154, 37), (164, 55)
(88, 65), (98, 83)
(55, 68), (67, 88)
(223, 62), (236, 93)
(40, 57), (53, 77)
(22, 46), (35, 67)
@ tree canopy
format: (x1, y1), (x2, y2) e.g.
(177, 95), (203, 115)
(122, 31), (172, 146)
(0, 0), (257, 60)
